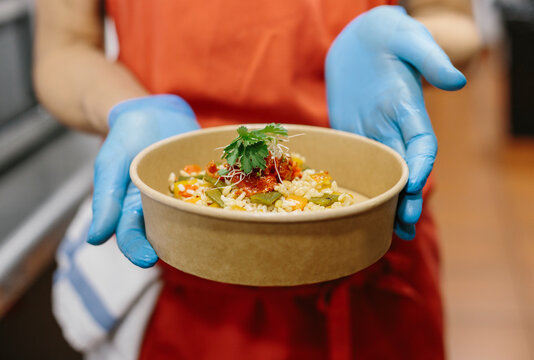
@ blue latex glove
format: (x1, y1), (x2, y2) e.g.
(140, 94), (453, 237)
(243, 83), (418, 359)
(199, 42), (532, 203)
(325, 6), (466, 240)
(87, 95), (200, 267)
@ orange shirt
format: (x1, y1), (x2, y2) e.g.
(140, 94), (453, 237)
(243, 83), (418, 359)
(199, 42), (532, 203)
(106, 0), (394, 128)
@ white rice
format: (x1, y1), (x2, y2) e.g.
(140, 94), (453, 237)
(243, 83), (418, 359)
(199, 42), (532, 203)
(169, 164), (355, 213)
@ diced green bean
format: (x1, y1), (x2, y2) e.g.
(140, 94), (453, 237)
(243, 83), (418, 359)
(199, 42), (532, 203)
(250, 191), (282, 205)
(310, 194), (339, 207)
(203, 174), (220, 185)
(177, 174), (204, 181)
(206, 189), (224, 208)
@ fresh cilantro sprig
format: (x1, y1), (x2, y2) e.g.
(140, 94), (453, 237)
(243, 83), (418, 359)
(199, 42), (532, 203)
(221, 123), (288, 174)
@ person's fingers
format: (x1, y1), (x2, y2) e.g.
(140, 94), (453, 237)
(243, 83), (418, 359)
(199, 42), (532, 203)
(396, 99), (437, 194)
(116, 182), (158, 268)
(394, 101), (432, 235)
(397, 190), (423, 224)
(394, 219), (416, 240)
(405, 127), (437, 194)
(87, 141), (130, 245)
(395, 192), (419, 241)
(389, 16), (466, 91)
(378, 134), (421, 231)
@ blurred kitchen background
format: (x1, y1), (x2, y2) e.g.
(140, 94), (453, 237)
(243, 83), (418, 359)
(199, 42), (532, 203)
(0, 0), (532, 359)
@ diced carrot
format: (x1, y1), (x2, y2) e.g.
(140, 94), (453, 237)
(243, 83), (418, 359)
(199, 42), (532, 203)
(286, 195), (308, 210)
(173, 183), (181, 198)
(311, 172), (332, 184)
(181, 184), (198, 198)
(311, 172), (332, 189)
(173, 181), (199, 198)
(183, 164), (202, 174)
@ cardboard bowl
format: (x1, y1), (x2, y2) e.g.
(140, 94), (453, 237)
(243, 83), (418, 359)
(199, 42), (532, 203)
(130, 124), (408, 286)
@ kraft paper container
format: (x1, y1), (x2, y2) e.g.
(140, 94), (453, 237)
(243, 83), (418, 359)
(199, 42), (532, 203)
(130, 124), (408, 286)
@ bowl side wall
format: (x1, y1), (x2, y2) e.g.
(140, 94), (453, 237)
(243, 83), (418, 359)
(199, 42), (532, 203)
(141, 192), (397, 286)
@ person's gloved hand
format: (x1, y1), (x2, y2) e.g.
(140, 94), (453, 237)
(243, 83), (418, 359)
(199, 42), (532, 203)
(87, 95), (200, 267)
(325, 6), (466, 240)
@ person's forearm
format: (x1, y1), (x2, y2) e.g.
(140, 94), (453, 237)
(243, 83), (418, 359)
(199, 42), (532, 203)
(34, 0), (148, 135)
(35, 45), (147, 134)
(407, 0), (481, 65)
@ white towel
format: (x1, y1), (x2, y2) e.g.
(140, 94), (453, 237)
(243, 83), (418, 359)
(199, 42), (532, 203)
(52, 198), (161, 359)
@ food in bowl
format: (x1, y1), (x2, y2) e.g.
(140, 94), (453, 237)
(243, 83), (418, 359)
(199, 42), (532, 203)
(168, 124), (358, 212)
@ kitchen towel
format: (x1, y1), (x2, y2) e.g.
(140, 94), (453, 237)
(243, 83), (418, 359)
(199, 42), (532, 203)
(52, 197), (161, 359)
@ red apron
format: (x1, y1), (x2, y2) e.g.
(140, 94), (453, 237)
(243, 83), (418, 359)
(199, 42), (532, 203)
(106, 1), (444, 358)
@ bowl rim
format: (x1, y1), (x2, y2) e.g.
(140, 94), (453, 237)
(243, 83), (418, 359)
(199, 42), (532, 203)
(130, 124), (408, 223)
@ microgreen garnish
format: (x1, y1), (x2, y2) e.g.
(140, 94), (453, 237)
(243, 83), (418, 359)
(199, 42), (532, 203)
(221, 123), (288, 174)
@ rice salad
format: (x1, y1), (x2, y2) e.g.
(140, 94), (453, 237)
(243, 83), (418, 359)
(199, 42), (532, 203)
(168, 124), (355, 213)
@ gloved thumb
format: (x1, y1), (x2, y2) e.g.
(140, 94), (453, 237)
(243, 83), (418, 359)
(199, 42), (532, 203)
(87, 142), (129, 245)
(389, 17), (466, 91)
